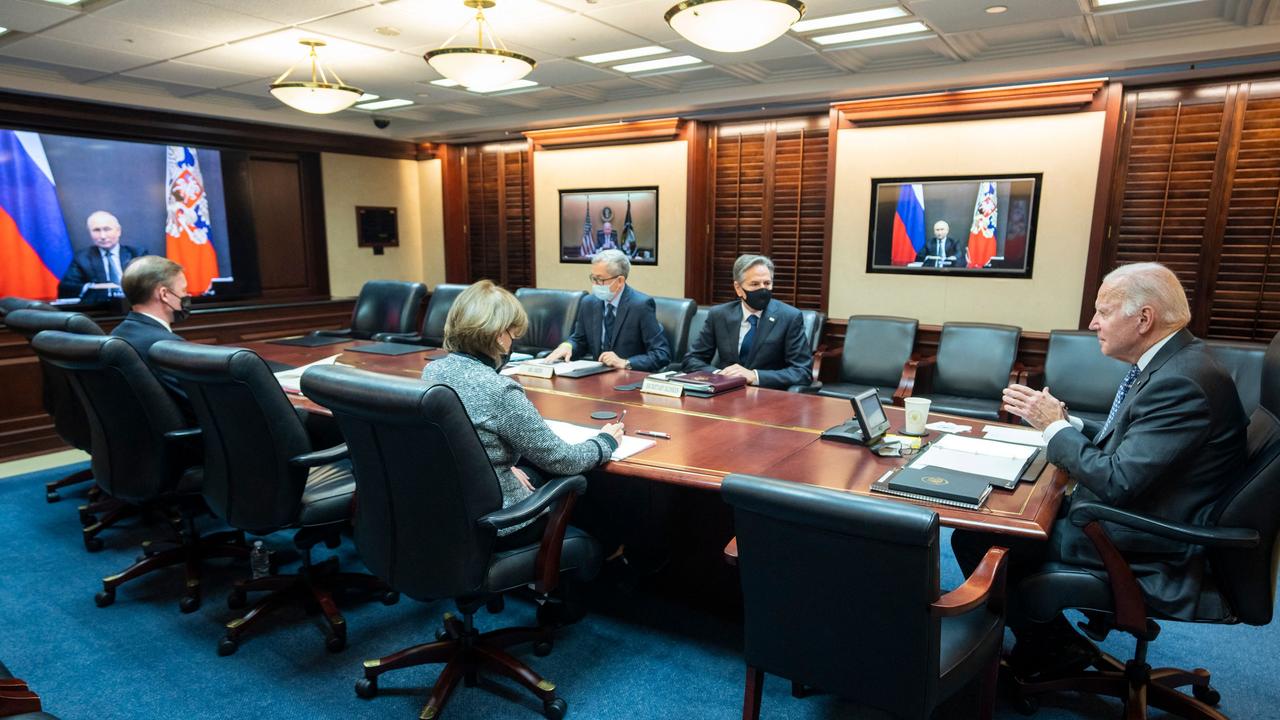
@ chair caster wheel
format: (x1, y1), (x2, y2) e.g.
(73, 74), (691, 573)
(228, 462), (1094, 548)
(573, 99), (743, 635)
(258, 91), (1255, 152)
(227, 590), (247, 609)
(217, 637), (238, 657)
(326, 634), (347, 653)
(355, 678), (378, 699)
(543, 697), (567, 720)
(1013, 695), (1038, 715)
(84, 537), (104, 552)
(1193, 684), (1221, 705)
(95, 589), (115, 607)
(46, 491), (60, 503)
(436, 627), (450, 642)
(179, 595), (201, 614)
(324, 535), (341, 549)
(381, 591), (400, 606)
(534, 640), (553, 657)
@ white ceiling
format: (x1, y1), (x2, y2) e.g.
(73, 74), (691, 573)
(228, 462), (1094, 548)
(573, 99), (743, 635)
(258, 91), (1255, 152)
(1, 0), (1278, 144)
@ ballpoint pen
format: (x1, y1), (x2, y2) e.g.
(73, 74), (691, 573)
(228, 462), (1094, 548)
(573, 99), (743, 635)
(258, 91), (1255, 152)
(635, 430), (670, 439)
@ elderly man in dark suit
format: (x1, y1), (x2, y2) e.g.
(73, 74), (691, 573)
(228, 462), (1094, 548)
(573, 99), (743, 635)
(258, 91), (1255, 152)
(545, 249), (670, 371)
(955, 261), (1248, 679)
(682, 253), (812, 389)
(58, 210), (148, 303)
(111, 255), (192, 403)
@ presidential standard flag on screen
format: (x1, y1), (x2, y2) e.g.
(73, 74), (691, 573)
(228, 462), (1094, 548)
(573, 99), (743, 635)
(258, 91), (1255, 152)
(890, 183), (924, 266)
(165, 146), (218, 295)
(622, 196), (637, 257)
(967, 181), (999, 269)
(0, 130), (73, 300)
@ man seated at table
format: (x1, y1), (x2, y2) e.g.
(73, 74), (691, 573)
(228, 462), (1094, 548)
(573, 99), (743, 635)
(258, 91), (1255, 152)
(681, 253), (812, 389)
(544, 249), (670, 371)
(112, 256), (192, 404)
(952, 261), (1248, 680)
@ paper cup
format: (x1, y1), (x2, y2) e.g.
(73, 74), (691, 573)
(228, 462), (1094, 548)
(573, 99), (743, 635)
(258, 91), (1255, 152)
(904, 397), (931, 435)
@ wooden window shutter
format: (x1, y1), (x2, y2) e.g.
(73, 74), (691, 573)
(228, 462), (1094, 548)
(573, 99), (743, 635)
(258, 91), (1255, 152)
(464, 143), (534, 289)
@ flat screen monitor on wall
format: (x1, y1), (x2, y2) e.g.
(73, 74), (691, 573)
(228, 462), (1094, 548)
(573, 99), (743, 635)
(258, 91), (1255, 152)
(866, 174), (1041, 278)
(559, 187), (658, 265)
(0, 128), (260, 308)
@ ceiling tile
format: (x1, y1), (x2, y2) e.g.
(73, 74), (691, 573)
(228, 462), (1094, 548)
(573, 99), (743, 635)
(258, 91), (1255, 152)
(179, 28), (396, 79)
(0, 0), (82, 34)
(0, 35), (156, 73)
(905, 0), (1082, 34)
(84, 74), (210, 99)
(122, 60), (270, 89)
(523, 58), (619, 85)
(193, 0), (372, 25)
(93, 0), (283, 44)
(0, 55), (107, 84)
(44, 15), (220, 59)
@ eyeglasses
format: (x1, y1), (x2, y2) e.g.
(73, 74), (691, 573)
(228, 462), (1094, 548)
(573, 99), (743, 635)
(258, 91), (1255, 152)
(588, 274), (621, 285)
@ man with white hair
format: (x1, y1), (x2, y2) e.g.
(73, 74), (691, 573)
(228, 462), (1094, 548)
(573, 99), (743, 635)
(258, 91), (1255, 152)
(58, 210), (148, 302)
(915, 220), (963, 268)
(955, 262), (1248, 679)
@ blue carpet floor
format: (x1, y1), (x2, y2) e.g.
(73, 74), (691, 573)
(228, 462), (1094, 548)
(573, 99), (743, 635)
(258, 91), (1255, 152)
(3, 463), (1278, 720)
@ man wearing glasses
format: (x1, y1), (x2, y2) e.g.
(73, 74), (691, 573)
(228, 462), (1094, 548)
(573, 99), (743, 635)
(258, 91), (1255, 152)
(544, 249), (670, 371)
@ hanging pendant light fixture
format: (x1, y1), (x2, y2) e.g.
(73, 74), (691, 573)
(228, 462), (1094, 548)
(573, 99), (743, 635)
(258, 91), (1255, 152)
(269, 39), (364, 114)
(424, 0), (535, 90)
(665, 0), (805, 53)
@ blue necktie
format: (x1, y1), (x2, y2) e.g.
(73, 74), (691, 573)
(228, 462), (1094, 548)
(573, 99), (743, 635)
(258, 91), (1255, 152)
(105, 249), (120, 284)
(1100, 364), (1140, 436)
(739, 315), (758, 362)
(602, 304), (615, 351)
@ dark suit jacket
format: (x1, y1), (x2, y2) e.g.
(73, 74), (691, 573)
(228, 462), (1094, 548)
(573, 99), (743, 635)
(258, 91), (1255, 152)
(58, 244), (147, 302)
(566, 285), (670, 371)
(595, 230), (620, 251)
(682, 299), (812, 390)
(915, 237), (961, 266)
(1047, 329), (1248, 619)
(111, 312), (189, 408)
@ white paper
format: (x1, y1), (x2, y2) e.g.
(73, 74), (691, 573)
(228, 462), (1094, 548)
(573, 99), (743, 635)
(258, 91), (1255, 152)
(552, 360), (605, 376)
(925, 421), (972, 433)
(273, 354), (342, 394)
(543, 419), (654, 461)
(981, 425), (1047, 447)
(909, 433), (1037, 483)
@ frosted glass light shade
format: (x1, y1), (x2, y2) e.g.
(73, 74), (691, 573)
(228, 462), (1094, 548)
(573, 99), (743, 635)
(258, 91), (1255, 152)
(269, 82), (363, 114)
(425, 47), (535, 90)
(665, 0), (804, 53)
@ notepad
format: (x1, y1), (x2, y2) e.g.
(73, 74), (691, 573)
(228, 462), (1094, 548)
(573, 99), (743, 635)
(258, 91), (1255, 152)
(909, 433), (1039, 484)
(981, 425), (1047, 447)
(543, 419), (655, 461)
(273, 354), (342, 394)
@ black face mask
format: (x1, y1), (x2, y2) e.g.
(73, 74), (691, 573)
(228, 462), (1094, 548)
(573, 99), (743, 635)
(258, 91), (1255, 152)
(167, 293), (192, 323)
(742, 287), (772, 312)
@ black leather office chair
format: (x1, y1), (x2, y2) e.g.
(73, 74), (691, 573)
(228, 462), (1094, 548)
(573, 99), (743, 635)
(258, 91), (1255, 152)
(373, 283), (467, 347)
(814, 315), (918, 404)
(514, 288), (585, 356)
(300, 366), (601, 720)
(722, 474), (1008, 720)
(666, 305), (715, 371)
(1030, 330), (1131, 426)
(908, 322), (1022, 420)
(0, 297), (55, 318)
(0, 660), (58, 720)
(1010, 404), (1280, 718)
(149, 341), (393, 655)
(1206, 339), (1265, 415)
(29, 331), (247, 612)
(652, 295), (696, 362)
(314, 280), (426, 340)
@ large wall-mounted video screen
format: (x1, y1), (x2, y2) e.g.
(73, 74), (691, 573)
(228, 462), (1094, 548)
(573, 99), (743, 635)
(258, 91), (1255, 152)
(559, 187), (658, 265)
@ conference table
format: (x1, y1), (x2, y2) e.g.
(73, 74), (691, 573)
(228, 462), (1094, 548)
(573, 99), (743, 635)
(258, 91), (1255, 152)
(250, 338), (1068, 542)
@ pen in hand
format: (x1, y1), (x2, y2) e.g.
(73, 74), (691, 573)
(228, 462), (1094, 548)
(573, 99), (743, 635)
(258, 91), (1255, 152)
(635, 430), (670, 439)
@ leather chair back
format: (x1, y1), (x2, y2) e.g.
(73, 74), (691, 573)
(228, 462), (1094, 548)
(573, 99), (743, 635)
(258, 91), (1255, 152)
(799, 310), (825, 355)
(686, 305), (714, 364)
(5, 310), (105, 452)
(723, 474), (944, 718)
(1206, 340), (1265, 415)
(1265, 332), (1280, 418)
(840, 316), (917, 388)
(513, 288), (585, 355)
(652, 296), (695, 361)
(0, 297), (56, 318)
(422, 284), (468, 347)
(30, 331), (188, 504)
(301, 366), (503, 601)
(934, 322), (1021, 399)
(149, 342), (313, 534)
(347, 281), (427, 339)
(1044, 330), (1131, 415)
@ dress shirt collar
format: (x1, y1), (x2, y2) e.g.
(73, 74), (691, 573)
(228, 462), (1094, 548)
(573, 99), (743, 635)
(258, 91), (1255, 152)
(739, 301), (762, 323)
(137, 310), (171, 332)
(1136, 330), (1177, 372)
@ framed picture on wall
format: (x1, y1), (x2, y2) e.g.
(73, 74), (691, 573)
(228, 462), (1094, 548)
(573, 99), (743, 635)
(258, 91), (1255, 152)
(559, 187), (658, 264)
(866, 174), (1041, 278)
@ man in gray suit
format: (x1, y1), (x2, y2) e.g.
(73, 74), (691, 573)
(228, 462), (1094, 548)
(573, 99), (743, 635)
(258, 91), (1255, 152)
(955, 262), (1248, 678)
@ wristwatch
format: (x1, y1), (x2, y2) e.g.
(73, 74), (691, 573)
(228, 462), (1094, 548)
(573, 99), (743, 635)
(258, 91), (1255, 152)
(624, 360), (632, 370)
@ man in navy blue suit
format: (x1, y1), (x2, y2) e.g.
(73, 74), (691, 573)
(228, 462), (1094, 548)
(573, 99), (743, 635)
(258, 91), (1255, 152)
(545, 249), (670, 371)
(111, 255), (191, 403)
(58, 211), (148, 303)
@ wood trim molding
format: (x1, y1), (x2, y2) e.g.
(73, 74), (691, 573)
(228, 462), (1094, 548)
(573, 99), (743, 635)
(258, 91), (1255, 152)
(524, 118), (682, 151)
(832, 79), (1107, 127)
(1078, 81), (1126, 328)
(439, 144), (471, 283)
(681, 121), (713, 303)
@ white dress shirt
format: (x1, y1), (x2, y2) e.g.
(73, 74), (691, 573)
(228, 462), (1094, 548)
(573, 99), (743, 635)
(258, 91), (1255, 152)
(738, 303), (763, 349)
(138, 310), (172, 331)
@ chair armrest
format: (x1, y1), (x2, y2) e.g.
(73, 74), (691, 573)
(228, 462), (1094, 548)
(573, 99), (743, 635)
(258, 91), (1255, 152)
(932, 546), (1008, 617)
(0, 681), (28, 691)
(790, 382), (823, 394)
(479, 475), (589, 594)
(477, 475), (587, 532)
(1020, 363), (1045, 388)
(164, 427), (201, 442)
(371, 331), (425, 345)
(810, 344), (833, 383)
(893, 355), (934, 406)
(289, 443), (350, 468)
(1068, 502), (1259, 549)
(723, 537), (739, 566)
(0, 689), (42, 717)
(313, 328), (353, 338)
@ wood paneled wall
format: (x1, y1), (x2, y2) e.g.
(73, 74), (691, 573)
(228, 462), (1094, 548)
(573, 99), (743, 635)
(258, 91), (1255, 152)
(462, 143), (535, 290)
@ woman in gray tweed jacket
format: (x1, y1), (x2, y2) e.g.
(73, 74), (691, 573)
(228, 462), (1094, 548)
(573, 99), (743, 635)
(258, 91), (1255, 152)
(422, 280), (624, 545)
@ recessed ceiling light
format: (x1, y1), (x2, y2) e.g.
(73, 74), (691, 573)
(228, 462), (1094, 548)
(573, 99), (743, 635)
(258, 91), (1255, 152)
(430, 78), (461, 87)
(40, 0), (80, 4)
(374, 26), (401, 37)
(790, 7), (910, 33)
(0, 27), (8, 36)
(613, 55), (702, 73)
(357, 93), (380, 102)
(985, 4), (1008, 13)
(354, 98), (413, 111)
(467, 79), (539, 93)
(578, 46), (669, 64)
(813, 21), (930, 46)
(1093, 0), (1149, 4)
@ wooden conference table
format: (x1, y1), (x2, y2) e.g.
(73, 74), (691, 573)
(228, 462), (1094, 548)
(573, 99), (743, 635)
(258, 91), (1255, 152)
(250, 339), (1068, 541)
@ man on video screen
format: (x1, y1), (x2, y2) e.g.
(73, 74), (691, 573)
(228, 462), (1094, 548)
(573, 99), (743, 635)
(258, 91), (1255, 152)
(58, 210), (148, 303)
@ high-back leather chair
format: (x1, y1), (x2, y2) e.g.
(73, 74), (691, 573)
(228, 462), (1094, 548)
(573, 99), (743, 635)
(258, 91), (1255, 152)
(0, 297), (55, 318)
(1040, 330), (1131, 425)
(817, 315), (917, 404)
(301, 366), (601, 720)
(652, 296), (696, 362)
(374, 283), (468, 347)
(149, 341), (387, 655)
(315, 280), (426, 340)
(4, 309), (104, 503)
(723, 474), (1007, 720)
(1011, 403), (1280, 718)
(1206, 339), (1265, 415)
(29, 331), (246, 612)
(514, 287), (585, 356)
(915, 322), (1021, 420)
(1264, 332), (1280, 417)
(798, 309), (825, 356)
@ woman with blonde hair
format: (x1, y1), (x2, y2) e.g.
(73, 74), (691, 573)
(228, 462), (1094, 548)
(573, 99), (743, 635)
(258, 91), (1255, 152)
(421, 280), (624, 546)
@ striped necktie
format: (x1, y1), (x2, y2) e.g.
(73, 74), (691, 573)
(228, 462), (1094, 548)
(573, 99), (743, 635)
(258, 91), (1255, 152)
(739, 315), (758, 362)
(1100, 364), (1140, 436)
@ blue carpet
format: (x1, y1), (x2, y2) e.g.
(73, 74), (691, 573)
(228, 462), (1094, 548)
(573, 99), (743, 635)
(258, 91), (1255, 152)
(2, 463), (1278, 720)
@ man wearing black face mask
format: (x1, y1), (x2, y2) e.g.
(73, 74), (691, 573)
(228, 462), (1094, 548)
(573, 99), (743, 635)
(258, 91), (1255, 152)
(682, 253), (812, 389)
(112, 255), (193, 404)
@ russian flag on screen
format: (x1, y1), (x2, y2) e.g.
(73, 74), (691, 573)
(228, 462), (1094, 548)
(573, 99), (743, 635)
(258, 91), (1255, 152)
(967, 181), (999, 268)
(890, 183), (924, 266)
(0, 130), (73, 300)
